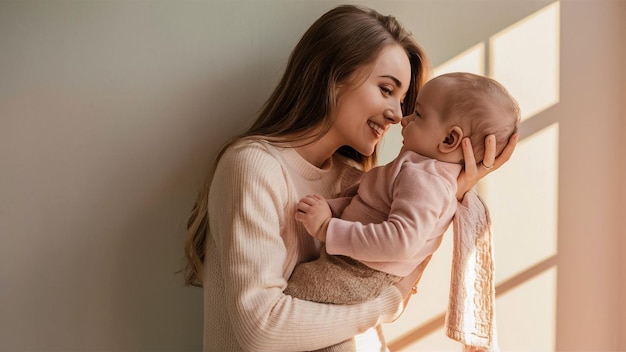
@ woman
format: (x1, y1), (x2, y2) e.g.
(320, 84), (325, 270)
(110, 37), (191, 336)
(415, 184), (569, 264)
(183, 4), (517, 351)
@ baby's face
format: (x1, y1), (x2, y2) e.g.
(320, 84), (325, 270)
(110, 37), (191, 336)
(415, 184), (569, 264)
(400, 78), (450, 159)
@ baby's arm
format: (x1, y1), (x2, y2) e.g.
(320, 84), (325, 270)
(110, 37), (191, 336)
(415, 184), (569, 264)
(295, 194), (332, 242)
(326, 166), (453, 266)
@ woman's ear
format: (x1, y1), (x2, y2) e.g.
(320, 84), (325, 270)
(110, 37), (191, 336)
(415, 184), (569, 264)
(438, 126), (464, 154)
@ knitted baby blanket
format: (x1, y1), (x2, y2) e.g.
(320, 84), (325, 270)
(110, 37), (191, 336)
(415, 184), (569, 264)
(445, 190), (499, 352)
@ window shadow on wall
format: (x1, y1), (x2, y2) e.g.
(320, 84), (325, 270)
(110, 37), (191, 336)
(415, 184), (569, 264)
(384, 2), (561, 350)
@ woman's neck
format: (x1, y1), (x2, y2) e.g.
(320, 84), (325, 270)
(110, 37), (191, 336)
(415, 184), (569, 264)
(292, 134), (338, 169)
(294, 144), (333, 169)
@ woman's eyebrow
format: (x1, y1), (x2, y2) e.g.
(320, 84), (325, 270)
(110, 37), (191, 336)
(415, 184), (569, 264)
(379, 75), (402, 88)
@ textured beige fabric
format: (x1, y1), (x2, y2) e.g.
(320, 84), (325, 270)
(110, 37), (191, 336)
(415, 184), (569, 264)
(446, 191), (499, 351)
(285, 246), (401, 352)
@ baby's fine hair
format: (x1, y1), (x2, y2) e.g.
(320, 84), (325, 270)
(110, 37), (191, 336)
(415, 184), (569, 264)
(438, 72), (520, 162)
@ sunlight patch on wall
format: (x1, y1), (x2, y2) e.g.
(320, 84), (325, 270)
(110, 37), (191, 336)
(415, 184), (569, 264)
(483, 123), (559, 280)
(490, 1), (560, 121)
(480, 0), (561, 301)
(433, 43), (485, 77)
(384, 2), (561, 351)
(496, 266), (557, 350)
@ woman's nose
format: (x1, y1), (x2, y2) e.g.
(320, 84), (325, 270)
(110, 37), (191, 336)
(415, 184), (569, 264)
(383, 102), (403, 124)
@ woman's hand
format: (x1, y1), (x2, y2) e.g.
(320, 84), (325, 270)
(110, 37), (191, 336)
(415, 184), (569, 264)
(456, 133), (519, 201)
(393, 255), (433, 309)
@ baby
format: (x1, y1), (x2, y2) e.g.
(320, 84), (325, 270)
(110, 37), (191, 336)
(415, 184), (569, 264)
(286, 72), (520, 351)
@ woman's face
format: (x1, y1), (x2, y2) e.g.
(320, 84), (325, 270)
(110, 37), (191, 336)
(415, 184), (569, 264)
(328, 44), (412, 156)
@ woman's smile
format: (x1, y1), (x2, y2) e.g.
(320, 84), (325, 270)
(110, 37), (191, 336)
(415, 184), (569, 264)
(368, 120), (385, 137)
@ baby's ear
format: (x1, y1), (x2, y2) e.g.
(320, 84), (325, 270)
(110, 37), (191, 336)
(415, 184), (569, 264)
(438, 126), (464, 154)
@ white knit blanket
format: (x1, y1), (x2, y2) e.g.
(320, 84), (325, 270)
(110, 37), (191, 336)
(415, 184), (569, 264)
(445, 190), (499, 352)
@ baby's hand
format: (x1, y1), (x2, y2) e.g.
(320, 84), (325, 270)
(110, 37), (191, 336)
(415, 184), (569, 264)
(294, 194), (332, 242)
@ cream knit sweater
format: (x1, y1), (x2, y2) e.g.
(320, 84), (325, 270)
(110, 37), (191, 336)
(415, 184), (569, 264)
(203, 139), (404, 351)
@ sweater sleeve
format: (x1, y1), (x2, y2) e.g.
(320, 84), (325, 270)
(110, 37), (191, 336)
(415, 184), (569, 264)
(325, 164), (454, 269)
(208, 142), (404, 351)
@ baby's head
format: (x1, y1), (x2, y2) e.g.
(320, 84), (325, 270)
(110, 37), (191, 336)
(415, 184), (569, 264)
(400, 72), (520, 164)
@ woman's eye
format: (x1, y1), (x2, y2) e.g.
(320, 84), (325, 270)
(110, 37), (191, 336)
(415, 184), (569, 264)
(380, 86), (392, 95)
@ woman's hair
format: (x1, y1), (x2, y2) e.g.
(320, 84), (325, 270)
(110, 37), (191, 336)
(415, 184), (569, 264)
(182, 4), (429, 286)
(438, 72), (520, 162)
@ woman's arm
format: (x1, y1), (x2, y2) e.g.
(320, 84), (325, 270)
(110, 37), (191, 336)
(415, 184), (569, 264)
(456, 133), (519, 201)
(209, 142), (404, 351)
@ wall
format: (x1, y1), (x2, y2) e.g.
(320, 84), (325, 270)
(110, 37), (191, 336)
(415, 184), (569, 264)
(618, 2), (626, 351)
(0, 1), (623, 351)
(557, 1), (623, 349)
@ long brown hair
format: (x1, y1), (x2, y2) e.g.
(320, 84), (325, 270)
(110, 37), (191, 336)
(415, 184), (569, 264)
(182, 4), (429, 287)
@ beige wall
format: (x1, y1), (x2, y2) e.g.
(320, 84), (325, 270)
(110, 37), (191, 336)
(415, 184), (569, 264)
(618, 2), (626, 351)
(557, 1), (623, 349)
(0, 1), (623, 351)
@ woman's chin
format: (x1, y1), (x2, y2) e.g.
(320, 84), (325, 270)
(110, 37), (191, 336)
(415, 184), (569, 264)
(357, 145), (376, 157)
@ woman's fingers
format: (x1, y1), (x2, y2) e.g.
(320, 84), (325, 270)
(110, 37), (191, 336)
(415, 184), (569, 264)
(492, 133), (519, 170)
(461, 137), (478, 177)
(481, 134), (496, 170)
(456, 133), (519, 201)
(474, 132), (519, 175)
